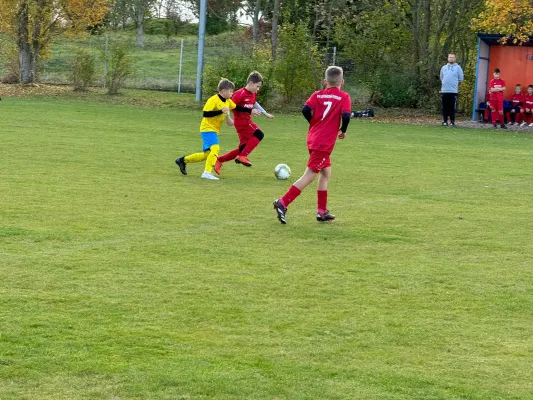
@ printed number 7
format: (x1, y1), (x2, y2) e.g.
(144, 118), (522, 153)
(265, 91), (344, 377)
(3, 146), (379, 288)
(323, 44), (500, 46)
(322, 101), (332, 120)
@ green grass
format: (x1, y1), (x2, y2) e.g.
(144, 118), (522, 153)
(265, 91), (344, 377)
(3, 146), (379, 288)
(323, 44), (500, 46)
(1, 96), (533, 399)
(38, 33), (239, 91)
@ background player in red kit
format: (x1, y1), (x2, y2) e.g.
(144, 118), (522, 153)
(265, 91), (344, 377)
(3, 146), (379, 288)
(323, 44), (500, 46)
(273, 66), (351, 224)
(214, 71), (273, 174)
(488, 68), (507, 129)
(507, 84), (525, 126)
(523, 85), (533, 127)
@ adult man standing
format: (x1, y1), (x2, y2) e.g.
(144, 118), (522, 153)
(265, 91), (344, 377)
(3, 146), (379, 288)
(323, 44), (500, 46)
(440, 54), (464, 127)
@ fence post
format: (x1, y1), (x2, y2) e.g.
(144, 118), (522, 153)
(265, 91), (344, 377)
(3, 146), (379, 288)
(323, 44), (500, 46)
(178, 38), (184, 93)
(103, 33), (109, 88)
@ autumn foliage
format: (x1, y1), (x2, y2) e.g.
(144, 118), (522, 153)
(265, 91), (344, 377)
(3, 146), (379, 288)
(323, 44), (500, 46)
(473, 0), (533, 43)
(0, 0), (109, 83)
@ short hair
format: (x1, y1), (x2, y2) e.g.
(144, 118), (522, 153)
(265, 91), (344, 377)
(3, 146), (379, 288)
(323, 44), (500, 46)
(325, 66), (343, 85)
(528, 85), (533, 89)
(494, 68), (500, 73)
(516, 84), (522, 87)
(218, 79), (235, 91)
(247, 71), (263, 84)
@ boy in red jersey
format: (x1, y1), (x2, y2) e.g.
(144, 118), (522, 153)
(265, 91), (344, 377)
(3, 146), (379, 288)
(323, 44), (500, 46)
(506, 84), (525, 126)
(214, 71), (274, 174)
(273, 66), (352, 224)
(522, 85), (533, 127)
(488, 68), (507, 129)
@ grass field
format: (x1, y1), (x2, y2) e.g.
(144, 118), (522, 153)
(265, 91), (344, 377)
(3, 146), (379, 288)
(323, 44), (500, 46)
(1, 96), (533, 399)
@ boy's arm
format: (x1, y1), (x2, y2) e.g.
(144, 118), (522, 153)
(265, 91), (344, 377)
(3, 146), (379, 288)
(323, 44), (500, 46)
(302, 92), (317, 123)
(338, 94), (352, 139)
(202, 96), (224, 117)
(253, 102), (274, 119)
(203, 110), (224, 117)
(302, 105), (313, 123)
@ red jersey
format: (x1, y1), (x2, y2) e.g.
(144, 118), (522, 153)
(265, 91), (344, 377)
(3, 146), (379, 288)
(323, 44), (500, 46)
(489, 79), (506, 100)
(511, 93), (524, 107)
(524, 94), (533, 109)
(305, 87), (352, 153)
(231, 88), (257, 126)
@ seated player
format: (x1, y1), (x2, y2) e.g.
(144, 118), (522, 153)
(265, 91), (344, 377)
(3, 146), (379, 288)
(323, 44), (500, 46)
(523, 85), (533, 127)
(506, 84), (525, 126)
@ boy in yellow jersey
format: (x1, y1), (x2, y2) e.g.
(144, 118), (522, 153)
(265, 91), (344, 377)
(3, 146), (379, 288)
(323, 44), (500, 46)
(175, 79), (236, 180)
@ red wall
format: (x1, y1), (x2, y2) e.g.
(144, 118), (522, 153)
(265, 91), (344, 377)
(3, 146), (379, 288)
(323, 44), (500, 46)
(488, 46), (533, 99)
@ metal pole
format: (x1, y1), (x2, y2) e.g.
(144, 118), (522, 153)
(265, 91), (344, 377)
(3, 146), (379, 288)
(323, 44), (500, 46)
(333, 46), (336, 66)
(178, 38), (184, 93)
(195, 0), (207, 102)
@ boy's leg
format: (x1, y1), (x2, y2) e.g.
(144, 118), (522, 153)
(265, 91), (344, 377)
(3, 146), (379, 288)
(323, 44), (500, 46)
(239, 130), (264, 158)
(491, 102), (499, 125)
(274, 168), (315, 224)
(316, 165), (335, 222)
(235, 124), (261, 166)
(217, 148), (240, 163)
(204, 144), (219, 174)
(177, 151), (208, 174)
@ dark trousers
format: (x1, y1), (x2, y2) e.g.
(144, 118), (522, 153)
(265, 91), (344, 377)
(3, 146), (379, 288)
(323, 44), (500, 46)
(441, 93), (458, 123)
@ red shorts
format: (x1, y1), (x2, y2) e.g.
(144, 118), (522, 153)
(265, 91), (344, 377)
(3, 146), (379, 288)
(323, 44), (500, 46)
(307, 149), (331, 173)
(235, 121), (260, 145)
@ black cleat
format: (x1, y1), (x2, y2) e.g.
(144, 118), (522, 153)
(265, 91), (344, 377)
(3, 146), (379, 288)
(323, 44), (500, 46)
(175, 157), (187, 175)
(441, 122), (448, 127)
(316, 210), (335, 222)
(500, 124), (507, 129)
(449, 122), (455, 127)
(273, 199), (287, 224)
(493, 124), (498, 128)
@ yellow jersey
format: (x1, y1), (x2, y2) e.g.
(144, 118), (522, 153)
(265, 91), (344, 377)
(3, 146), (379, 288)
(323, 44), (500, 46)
(199, 94), (236, 134)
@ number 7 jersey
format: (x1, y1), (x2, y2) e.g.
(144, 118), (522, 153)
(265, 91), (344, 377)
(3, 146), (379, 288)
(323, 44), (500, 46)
(305, 87), (352, 153)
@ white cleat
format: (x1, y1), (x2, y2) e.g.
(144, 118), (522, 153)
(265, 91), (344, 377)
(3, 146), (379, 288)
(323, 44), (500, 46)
(201, 172), (219, 180)
(520, 122), (527, 127)
(513, 122), (519, 126)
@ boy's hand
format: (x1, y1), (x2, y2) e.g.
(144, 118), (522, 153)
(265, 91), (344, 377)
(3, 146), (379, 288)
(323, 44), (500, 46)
(226, 115), (234, 126)
(264, 113), (274, 119)
(221, 106), (229, 114)
(251, 109), (261, 116)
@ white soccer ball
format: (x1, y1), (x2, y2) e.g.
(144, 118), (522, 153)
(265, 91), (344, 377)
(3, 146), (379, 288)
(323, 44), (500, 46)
(274, 163), (291, 180)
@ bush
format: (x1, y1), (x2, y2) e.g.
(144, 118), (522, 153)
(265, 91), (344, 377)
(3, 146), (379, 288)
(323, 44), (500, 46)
(0, 35), (20, 84)
(275, 22), (323, 104)
(70, 48), (96, 91)
(203, 44), (273, 105)
(104, 41), (134, 95)
(369, 71), (419, 108)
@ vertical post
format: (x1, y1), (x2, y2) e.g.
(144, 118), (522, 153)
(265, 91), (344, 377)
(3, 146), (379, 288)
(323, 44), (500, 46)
(195, 0), (207, 102)
(103, 33), (109, 89)
(178, 38), (184, 93)
(332, 46), (336, 66)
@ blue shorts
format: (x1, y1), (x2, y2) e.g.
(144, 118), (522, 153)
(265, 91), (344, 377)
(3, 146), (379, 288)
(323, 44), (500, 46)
(201, 131), (219, 152)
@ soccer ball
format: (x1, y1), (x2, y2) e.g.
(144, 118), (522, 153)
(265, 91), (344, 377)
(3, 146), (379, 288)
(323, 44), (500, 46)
(274, 163), (291, 180)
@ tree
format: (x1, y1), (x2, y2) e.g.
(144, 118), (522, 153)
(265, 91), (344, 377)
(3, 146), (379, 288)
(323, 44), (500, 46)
(129, 0), (156, 47)
(473, 0), (533, 43)
(0, 0), (108, 84)
(183, 0), (242, 34)
(271, 0), (279, 59)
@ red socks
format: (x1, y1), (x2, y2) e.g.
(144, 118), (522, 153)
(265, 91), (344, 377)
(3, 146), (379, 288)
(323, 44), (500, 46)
(280, 185), (301, 208)
(217, 148), (240, 163)
(317, 190), (328, 213)
(240, 136), (261, 157)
